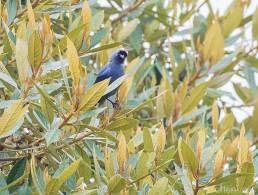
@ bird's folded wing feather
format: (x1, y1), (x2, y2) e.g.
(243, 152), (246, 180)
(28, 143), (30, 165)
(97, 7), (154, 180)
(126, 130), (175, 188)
(94, 66), (111, 84)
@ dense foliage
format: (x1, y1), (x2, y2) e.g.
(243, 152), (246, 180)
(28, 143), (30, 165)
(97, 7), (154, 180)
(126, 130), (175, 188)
(0, 0), (258, 194)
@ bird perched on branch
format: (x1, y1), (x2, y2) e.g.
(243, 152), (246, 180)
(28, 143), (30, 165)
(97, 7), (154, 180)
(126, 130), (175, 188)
(95, 48), (128, 108)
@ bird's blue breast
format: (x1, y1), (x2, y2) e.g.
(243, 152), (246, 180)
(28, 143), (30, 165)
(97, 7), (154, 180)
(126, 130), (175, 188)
(110, 65), (124, 83)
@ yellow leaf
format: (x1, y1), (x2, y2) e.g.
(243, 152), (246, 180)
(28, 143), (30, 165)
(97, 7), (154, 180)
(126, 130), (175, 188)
(0, 100), (28, 138)
(238, 124), (249, 168)
(43, 166), (51, 184)
(197, 129), (206, 160)
(203, 21), (224, 64)
(212, 101), (219, 130)
(118, 57), (140, 102)
(155, 124), (166, 158)
(67, 37), (81, 88)
(218, 113), (235, 135)
(118, 76), (133, 102)
(30, 155), (43, 194)
(148, 177), (168, 195)
(104, 150), (115, 178)
(213, 149), (224, 177)
(82, 1), (91, 25)
(117, 132), (127, 174)
(252, 6), (258, 40)
(222, 5), (243, 37)
(41, 94), (54, 123)
(178, 138), (198, 174)
(27, 0), (36, 30)
(16, 22), (29, 84)
(227, 137), (239, 157)
(58, 158), (81, 185)
(42, 15), (51, 36)
(28, 31), (42, 70)
(157, 69), (173, 118)
(79, 78), (110, 111)
(182, 82), (208, 114)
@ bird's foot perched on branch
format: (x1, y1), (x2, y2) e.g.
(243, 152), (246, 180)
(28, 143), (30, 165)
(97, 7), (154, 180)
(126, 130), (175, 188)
(107, 99), (121, 110)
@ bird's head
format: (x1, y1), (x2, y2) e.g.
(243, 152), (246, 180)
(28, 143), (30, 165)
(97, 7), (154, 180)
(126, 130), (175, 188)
(110, 48), (128, 64)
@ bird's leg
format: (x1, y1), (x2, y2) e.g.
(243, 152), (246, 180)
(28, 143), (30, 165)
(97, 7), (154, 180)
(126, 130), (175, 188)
(107, 98), (120, 109)
(106, 98), (115, 107)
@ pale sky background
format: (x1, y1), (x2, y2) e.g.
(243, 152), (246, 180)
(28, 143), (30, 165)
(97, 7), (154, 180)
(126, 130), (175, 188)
(99, 0), (258, 122)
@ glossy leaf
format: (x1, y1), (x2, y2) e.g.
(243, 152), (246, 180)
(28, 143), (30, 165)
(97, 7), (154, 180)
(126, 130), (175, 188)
(0, 100), (28, 138)
(28, 31), (42, 70)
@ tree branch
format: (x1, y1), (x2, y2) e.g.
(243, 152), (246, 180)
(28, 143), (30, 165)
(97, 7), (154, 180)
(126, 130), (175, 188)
(112, 0), (145, 24)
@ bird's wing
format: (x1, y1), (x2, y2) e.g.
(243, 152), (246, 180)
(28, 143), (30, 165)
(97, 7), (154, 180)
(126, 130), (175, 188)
(94, 66), (111, 84)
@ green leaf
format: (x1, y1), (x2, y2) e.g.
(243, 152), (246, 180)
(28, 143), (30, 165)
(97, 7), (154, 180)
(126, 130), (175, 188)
(148, 177), (168, 195)
(46, 159), (81, 194)
(159, 170), (184, 191)
(7, 0), (17, 25)
(41, 94), (54, 124)
(143, 128), (154, 152)
(252, 6), (258, 40)
(81, 42), (122, 56)
(209, 72), (234, 88)
(45, 178), (59, 195)
(157, 146), (176, 167)
(107, 174), (127, 194)
(174, 163), (194, 195)
(57, 159), (81, 186)
(0, 71), (18, 89)
(117, 19), (140, 41)
(178, 139), (198, 174)
(0, 174), (28, 193)
(203, 21), (224, 64)
(218, 113), (235, 135)
(238, 162), (254, 190)
(67, 37), (81, 87)
(81, 124), (117, 143)
(28, 31), (42, 69)
(0, 173), (9, 195)
(44, 129), (62, 146)
(209, 53), (236, 73)
(91, 11), (104, 31)
(7, 158), (26, 184)
(207, 192), (244, 195)
(79, 78), (110, 111)
(222, 5), (243, 37)
(58, 25), (86, 51)
(209, 173), (249, 186)
(130, 26), (142, 54)
(35, 84), (58, 112)
(0, 100), (28, 138)
(105, 75), (127, 95)
(135, 152), (154, 180)
(30, 155), (43, 195)
(106, 118), (138, 131)
(233, 83), (251, 103)
(182, 83), (208, 114)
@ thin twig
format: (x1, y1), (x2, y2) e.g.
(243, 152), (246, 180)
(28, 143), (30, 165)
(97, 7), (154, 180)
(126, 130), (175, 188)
(0, 131), (93, 163)
(112, 0), (145, 24)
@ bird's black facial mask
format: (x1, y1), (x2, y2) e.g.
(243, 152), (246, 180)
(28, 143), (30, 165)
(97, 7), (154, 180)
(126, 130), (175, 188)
(116, 50), (128, 63)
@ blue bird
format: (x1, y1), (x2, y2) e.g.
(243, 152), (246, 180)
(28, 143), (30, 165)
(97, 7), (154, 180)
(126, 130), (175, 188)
(95, 48), (128, 107)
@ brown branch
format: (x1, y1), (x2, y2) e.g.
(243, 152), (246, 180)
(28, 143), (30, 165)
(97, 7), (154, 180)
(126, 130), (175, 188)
(0, 131), (92, 163)
(58, 111), (74, 129)
(112, 0), (145, 24)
